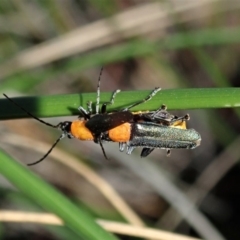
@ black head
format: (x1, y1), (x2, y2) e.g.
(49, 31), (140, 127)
(58, 121), (72, 133)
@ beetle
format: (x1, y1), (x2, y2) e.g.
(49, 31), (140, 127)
(4, 67), (201, 164)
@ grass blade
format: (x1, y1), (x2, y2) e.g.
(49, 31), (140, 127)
(0, 149), (118, 240)
(0, 88), (240, 119)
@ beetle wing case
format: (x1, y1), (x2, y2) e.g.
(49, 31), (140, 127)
(126, 122), (201, 154)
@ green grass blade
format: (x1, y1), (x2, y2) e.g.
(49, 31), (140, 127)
(0, 88), (240, 119)
(0, 149), (118, 240)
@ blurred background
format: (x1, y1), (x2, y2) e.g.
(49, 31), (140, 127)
(0, 0), (240, 239)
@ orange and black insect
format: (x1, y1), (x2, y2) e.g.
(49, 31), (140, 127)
(4, 68), (201, 164)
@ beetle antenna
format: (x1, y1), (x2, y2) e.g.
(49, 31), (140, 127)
(27, 134), (65, 166)
(3, 94), (58, 128)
